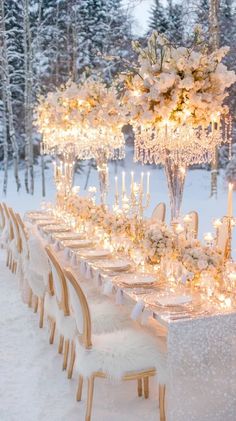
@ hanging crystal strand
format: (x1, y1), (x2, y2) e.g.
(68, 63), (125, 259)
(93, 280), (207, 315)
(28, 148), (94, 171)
(96, 151), (109, 206)
(209, 0), (220, 197)
(165, 155), (186, 222)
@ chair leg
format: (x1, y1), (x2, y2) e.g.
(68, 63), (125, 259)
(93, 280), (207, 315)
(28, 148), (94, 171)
(63, 339), (70, 370)
(67, 340), (75, 379)
(143, 377), (149, 399)
(13, 261), (17, 274)
(85, 375), (95, 421)
(58, 335), (64, 354)
(49, 319), (56, 344)
(137, 378), (142, 397)
(6, 250), (9, 267)
(39, 297), (44, 328)
(33, 296), (38, 313)
(159, 384), (166, 421)
(76, 375), (83, 401)
(28, 288), (33, 308)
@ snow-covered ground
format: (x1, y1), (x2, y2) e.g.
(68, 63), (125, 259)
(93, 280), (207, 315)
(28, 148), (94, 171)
(1, 156), (236, 420)
(0, 250), (159, 421)
(2, 149), (236, 250)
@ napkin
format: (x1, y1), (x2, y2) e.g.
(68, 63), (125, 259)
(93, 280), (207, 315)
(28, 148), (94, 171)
(131, 300), (145, 320)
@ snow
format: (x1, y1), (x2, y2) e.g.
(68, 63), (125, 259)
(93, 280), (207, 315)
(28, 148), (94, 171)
(1, 155), (236, 419)
(0, 251), (159, 421)
(2, 147), (236, 247)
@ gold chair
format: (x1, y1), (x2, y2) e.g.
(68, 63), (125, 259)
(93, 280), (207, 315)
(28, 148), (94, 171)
(2, 203), (14, 269)
(151, 203), (166, 224)
(184, 211), (199, 239)
(216, 216), (230, 259)
(0, 202), (5, 231)
(64, 268), (167, 421)
(45, 246), (77, 371)
(8, 208), (22, 274)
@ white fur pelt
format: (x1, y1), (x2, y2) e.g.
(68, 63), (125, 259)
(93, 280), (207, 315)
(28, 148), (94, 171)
(21, 230), (51, 298)
(56, 310), (77, 340)
(75, 326), (167, 384)
(27, 231), (51, 287)
(0, 221), (10, 249)
(90, 300), (131, 334)
(44, 292), (58, 320)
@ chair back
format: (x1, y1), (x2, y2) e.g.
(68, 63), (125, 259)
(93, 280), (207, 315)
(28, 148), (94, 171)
(64, 268), (92, 349)
(217, 216), (229, 257)
(2, 203), (14, 240)
(185, 211), (199, 239)
(8, 208), (22, 253)
(15, 213), (29, 258)
(45, 245), (70, 315)
(0, 203), (5, 229)
(151, 203), (166, 223)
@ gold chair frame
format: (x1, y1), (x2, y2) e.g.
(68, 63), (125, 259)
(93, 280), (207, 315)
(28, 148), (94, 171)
(45, 246), (74, 371)
(151, 202), (166, 223)
(64, 268), (166, 421)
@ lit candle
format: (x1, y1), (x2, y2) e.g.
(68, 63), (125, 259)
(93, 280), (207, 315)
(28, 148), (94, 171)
(140, 172), (144, 191)
(115, 175), (118, 196)
(213, 218), (222, 229)
(175, 223), (184, 234)
(183, 214), (191, 224)
(53, 161), (56, 177)
(229, 273), (236, 282)
(122, 171), (126, 196)
(147, 172), (150, 195)
(227, 182), (233, 217)
(131, 171), (134, 193)
(204, 232), (214, 244)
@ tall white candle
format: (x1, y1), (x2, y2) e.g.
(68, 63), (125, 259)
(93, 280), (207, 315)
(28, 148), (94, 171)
(115, 176), (118, 196)
(122, 171), (126, 195)
(131, 171), (134, 193)
(147, 172), (150, 195)
(140, 172), (144, 191)
(227, 182), (233, 217)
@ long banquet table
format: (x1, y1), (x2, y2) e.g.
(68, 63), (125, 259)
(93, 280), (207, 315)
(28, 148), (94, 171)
(28, 213), (236, 421)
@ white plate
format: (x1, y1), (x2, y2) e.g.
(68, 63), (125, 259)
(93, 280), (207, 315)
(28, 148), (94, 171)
(155, 294), (192, 307)
(43, 225), (70, 233)
(114, 273), (156, 285)
(37, 220), (59, 226)
(95, 258), (131, 271)
(55, 232), (84, 240)
(63, 239), (94, 248)
(27, 213), (49, 220)
(78, 249), (111, 258)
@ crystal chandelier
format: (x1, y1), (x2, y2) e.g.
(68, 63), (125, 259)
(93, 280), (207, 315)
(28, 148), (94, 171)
(133, 120), (230, 167)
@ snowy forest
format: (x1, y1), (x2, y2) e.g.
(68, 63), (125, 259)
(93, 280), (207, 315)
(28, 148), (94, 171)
(1, 0), (236, 195)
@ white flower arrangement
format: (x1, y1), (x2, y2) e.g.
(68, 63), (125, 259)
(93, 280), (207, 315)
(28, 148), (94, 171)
(122, 31), (236, 128)
(143, 223), (173, 261)
(67, 196), (94, 221)
(36, 77), (125, 159)
(182, 243), (222, 274)
(104, 210), (132, 236)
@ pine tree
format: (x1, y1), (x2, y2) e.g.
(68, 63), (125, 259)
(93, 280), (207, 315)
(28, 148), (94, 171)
(76, 0), (132, 80)
(195, 0), (210, 41)
(148, 0), (169, 34)
(167, 1), (184, 44)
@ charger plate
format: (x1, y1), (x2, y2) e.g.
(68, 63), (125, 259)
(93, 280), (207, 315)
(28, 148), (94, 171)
(113, 273), (157, 288)
(94, 258), (131, 272)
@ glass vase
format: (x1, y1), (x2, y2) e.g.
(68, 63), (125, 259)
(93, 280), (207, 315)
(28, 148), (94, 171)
(165, 157), (186, 221)
(96, 153), (109, 205)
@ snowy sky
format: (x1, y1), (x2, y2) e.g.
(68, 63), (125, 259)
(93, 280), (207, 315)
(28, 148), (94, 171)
(122, 0), (154, 35)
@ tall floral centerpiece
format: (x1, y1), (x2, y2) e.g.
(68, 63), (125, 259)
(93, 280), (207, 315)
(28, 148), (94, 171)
(36, 80), (83, 196)
(77, 77), (125, 204)
(36, 78), (125, 204)
(122, 31), (236, 220)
